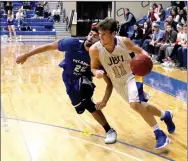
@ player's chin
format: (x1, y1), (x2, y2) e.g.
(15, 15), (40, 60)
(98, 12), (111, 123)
(85, 42), (92, 47)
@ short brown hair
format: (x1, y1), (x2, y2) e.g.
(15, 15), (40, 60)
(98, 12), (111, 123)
(97, 17), (118, 32)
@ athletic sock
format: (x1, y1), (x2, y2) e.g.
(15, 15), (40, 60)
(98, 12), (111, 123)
(160, 110), (165, 119)
(103, 123), (111, 133)
(152, 124), (160, 132)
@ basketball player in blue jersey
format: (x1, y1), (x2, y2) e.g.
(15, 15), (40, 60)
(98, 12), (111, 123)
(89, 18), (176, 150)
(16, 27), (117, 144)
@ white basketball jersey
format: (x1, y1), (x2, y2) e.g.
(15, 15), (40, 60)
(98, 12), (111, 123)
(96, 36), (133, 87)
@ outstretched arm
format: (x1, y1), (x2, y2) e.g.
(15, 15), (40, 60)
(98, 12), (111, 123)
(16, 41), (58, 64)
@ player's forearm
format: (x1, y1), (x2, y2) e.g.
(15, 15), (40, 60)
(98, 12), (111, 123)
(102, 84), (113, 104)
(26, 42), (58, 57)
(26, 44), (52, 57)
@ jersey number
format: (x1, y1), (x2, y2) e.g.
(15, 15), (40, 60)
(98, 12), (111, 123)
(74, 65), (86, 72)
(112, 63), (127, 78)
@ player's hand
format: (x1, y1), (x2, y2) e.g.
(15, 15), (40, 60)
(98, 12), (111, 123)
(94, 70), (104, 79)
(141, 50), (151, 59)
(95, 101), (106, 110)
(16, 54), (28, 65)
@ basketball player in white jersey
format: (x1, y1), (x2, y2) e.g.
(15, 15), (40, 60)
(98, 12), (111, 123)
(89, 18), (176, 150)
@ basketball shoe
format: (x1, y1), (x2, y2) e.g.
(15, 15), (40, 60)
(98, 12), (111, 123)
(161, 110), (176, 133)
(154, 129), (170, 149)
(105, 128), (117, 144)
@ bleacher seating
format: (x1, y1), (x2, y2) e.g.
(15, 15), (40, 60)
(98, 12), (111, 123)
(0, 2), (56, 37)
(126, 8), (171, 38)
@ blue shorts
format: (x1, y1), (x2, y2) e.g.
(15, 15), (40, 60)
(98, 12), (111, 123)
(63, 74), (95, 106)
(7, 20), (15, 26)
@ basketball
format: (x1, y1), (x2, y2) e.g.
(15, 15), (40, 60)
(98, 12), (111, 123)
(130, 54), (153, 76)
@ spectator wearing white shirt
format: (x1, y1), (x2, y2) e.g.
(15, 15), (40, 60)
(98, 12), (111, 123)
(171, 7), (180, 23)
(16, 8), (24, 27)
(52, 5), (60, 22)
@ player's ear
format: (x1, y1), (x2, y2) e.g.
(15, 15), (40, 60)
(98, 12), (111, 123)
(112, 31), (116, 36)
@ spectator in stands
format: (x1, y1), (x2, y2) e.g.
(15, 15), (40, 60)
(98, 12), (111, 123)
(7, 10), (17, 41)
(52, 5), (61, 22)
(35, 3), (44, 17)
(140, 21), (152, 47)
(16, 9), (24, 28)
(43, 2), (51, 18)
(58, 1), (63, 15)
(4, 2), (12, 14)
(130, 23), (143, 46)
(167, 15), (178, 31)
(179, 9), (187, 24)
(147, 7), (160, 23)
(22, 1), (31, 10)
(171, 1), (185, 10)
(157, 4), (165, 21)
(176, 24), (187, 69)
(152, 3), (158, 13)
(164, 20), (170, 30)
(177, 24), (187, 70)
(154, 23), (177, 64)
(0, 2), (3, 10)
(145, 22), (164, 59)
(119, 8), (136, 37)
(171, 7), (180, 23)
(163, 23), (184, 68)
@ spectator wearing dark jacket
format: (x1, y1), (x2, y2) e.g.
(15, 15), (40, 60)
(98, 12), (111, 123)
(157, 4), (165, 21)
(168, 15), (178, 31)
(154, 23), (177, 63)
(130, 24), (143, 46)
(140, 21), (152, 47)
(119, 8), (136, 37)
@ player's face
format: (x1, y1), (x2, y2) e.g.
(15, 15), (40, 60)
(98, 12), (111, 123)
(98, 30), (114, 46)
(86, 31), (99, 47)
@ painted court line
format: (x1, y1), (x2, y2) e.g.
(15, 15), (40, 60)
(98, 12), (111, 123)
(65, 135), (142, 161)
(1, 117), (175, 161)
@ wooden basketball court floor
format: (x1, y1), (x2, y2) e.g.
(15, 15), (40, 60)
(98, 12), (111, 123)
(1, 41), (187, 161)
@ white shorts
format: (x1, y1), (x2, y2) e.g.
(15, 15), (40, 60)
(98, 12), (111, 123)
(114, 75), (149, 103)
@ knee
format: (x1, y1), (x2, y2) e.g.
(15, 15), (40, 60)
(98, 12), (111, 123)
(83, 99), (96, 113)
(74, 103), (86, 114)
(74, 99), (96, 114)
(130, 102), (144, 113)
(130, 102), (149, 114)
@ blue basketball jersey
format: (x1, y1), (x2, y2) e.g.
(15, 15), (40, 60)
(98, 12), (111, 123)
(58, 38), (93, 80)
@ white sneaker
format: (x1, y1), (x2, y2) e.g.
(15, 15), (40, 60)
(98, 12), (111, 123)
(105, 128), (117, 144)
(162, 61), (170, 67)
(168, 62), (176, 68)
(152, 60), (160, 64)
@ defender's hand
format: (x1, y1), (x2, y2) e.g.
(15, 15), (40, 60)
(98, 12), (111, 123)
(16, 54), (28, 65)
(94, 70), (104, 79)
(95, 101), (107, 110)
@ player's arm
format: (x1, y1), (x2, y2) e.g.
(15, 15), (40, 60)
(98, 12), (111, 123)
(16, 41), (58, 64)
(123, 37), (150, 57)
(96, 74), (113, 110)
(89, 45), (104, 78)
